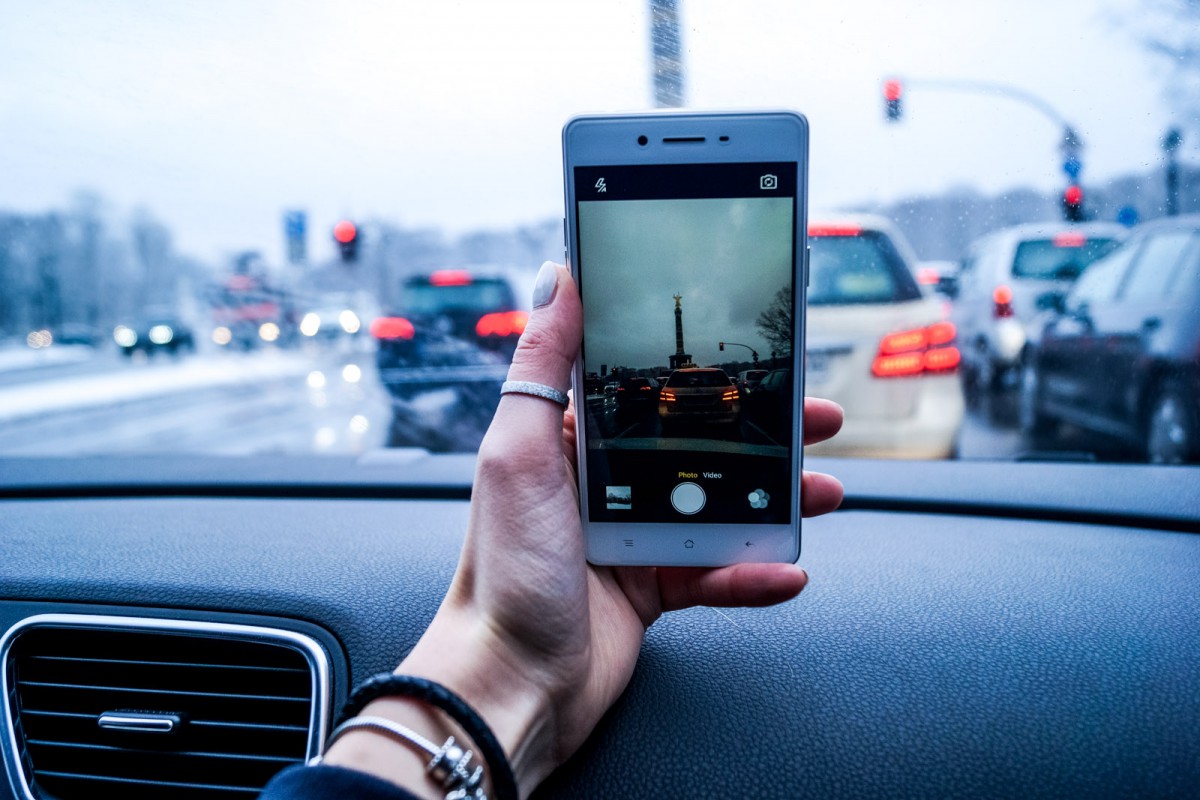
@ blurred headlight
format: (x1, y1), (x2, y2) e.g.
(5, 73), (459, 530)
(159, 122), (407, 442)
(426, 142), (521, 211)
(259, 322), (280, 342)
(26, 329), (53, 349)
(339, 309), (361, 334)
(148, 324), (174, 345)
(342, 363), (362, 383)
(212, 326), (232, 346)
(300, 312), (321, 337)
(113, 325), (137, 348)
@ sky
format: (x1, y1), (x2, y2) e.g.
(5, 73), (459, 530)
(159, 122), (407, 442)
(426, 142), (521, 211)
(0, 0), (1192, 266)
(579, 197), (793, 372)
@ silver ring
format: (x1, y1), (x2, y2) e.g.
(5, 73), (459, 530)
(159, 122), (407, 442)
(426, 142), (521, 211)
(500, 380), (569, 407)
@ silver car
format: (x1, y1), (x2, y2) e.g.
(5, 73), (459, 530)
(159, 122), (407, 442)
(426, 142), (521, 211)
(954, 222), (1124, 408)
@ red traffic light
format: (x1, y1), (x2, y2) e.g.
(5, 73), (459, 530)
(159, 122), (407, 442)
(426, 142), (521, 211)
(883, 79), (903, 102)
(333, 220), (357, 244)
(1063, 185), (1083, 206)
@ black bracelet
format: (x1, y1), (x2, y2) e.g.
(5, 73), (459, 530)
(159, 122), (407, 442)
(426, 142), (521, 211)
(338, 673), (519, 800)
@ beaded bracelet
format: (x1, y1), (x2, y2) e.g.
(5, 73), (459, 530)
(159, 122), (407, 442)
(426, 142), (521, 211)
(335, 673), (518, 800)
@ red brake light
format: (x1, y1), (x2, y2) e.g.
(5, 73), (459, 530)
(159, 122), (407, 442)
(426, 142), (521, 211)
(808, 223), (862, 237)
(660, 389), (676, 402)
(927, 321), (956, 346)
(1052, 232), (1086, 248)
(879, 328), (928, 354)
(430, 269), (472, 287)
(993, 285), (1014, 318)
(333, 220), (357, 244)
(923, 346), (961, 372)
(872, 322), (959, 378)
(475, 310), (528, 337)
(370, 316), (415, 340)
(722, 388), (740, 401)
(916, 267), (940, 285)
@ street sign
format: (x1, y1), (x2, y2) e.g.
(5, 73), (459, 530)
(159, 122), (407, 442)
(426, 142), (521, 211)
(284, 210), (307, 264)
(1062, 156), (1082, 179)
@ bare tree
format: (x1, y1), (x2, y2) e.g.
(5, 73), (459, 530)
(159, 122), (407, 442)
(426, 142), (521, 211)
(755, 284), (793, 358)
(1123, 0), (1200, 132)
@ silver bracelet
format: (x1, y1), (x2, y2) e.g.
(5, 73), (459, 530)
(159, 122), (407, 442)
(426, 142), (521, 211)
(310, 714), (487, 800)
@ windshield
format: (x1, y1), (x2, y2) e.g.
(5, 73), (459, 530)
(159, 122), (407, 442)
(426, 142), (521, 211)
(1, 0), (1197, 466)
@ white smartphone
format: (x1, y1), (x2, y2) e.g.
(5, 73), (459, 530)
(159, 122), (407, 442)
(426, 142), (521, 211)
(563, 111), (809, 566)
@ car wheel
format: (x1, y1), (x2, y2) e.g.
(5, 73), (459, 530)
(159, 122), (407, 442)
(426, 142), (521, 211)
(1018, 356), (1057, 443)
(1145, 380), (1196, 465)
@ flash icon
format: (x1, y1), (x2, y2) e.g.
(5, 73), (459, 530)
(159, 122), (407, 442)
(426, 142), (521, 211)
(595, 177), (607, 193)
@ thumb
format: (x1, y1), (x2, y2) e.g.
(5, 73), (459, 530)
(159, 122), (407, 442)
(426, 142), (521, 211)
(484, 262), (581, 451)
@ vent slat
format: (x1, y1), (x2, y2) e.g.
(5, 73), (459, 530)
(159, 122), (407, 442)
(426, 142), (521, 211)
(36, 769), (267, 794)
(28, 738), (302, 764)
(5, 619), (323, 800)
(18, 680), (308, 704)
(28, 655), (309, 675)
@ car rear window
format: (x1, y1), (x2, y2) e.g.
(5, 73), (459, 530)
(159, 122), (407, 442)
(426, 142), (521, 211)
(400, 280), (513, 314)
(808, 231), (922, 306)
(666, 370), (731, 388)
(1011, 237), (1118, 280)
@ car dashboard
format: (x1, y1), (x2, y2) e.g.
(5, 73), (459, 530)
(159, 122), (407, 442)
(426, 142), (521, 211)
(1, 455), (1197, 799)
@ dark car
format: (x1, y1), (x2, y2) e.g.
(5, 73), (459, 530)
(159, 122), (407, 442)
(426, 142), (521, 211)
(371, 270), (526, 450)
(613, 376), (659, 421)
(1020, 215), (1200, 463)
(741, 367), (792, 444)
(112, 314), (196, 357)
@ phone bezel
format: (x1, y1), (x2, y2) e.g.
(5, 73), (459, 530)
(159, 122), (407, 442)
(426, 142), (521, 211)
(563, 110), (809, 567)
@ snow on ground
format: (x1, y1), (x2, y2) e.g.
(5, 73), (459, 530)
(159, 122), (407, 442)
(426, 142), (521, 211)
(0, 344), (95, 373)
(0, 351), (314, 424)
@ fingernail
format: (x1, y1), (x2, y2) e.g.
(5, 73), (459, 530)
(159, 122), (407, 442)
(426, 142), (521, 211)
(532, 261), (559, 308)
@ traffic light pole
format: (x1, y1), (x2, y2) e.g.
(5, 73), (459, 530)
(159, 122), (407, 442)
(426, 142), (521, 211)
(884, 77), (1084, 221)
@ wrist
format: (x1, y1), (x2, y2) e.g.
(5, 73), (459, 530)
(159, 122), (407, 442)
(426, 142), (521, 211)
(398, 605), (557, 796)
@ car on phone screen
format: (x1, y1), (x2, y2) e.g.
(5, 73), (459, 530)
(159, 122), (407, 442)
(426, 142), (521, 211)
(657, 368), (740, 433)
(954, 222), (1124, 410)
(3, 4), (1200, 800)
(613, 375), (660, 421)
(1020, 215), (1200, 463)
(803, 215), (964, 459)
(371, 270), (527, 450)
(736, 369), (769, 394)
(112, 311), (196, 358)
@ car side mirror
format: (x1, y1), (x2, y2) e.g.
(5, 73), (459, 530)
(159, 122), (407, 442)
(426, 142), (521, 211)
(1036, 290), (1066, 314)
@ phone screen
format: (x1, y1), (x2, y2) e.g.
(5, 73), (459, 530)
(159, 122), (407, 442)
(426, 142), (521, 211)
(574, 162), (799, 525)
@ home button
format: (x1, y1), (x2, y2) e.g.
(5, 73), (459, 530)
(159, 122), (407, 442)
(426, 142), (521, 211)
(671, 482), (706, 515)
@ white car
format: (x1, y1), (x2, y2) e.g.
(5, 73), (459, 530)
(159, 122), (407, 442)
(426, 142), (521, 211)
(954, 222), (1125, 402)
(804, 215), (964, 459)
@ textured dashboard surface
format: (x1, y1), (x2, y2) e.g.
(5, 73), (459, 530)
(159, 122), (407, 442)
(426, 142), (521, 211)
(3, 493), (1198, 799)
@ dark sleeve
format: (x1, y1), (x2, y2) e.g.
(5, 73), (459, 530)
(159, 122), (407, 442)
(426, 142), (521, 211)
(259, 764), (425, 800)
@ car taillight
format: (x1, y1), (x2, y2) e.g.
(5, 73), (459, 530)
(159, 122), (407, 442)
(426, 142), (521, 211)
(871, 321), (960, 378)
(475, 311), (528, 337)
(430, 269), (472, 286)
(808, 223), (862, 237)
(993, 285), (1014, 318)
(660, 389), (676, 402)
(370, 316), (415, 340)
(722, 388), (740, 401)
(916, 267), (940, 285)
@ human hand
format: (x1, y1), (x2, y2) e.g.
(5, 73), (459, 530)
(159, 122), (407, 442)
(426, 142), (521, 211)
(331, 262), (844, 797)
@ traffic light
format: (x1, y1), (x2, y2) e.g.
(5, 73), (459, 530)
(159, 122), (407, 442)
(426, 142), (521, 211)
(1061, 185), (1084, 222)
(333, 220), (359, 262)
(884, 79), (903, 122)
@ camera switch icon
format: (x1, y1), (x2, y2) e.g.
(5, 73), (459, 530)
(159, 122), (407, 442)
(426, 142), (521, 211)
(759, 174), (778, 190)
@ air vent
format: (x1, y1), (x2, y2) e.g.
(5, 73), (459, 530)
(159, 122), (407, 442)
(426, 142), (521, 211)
(2, 615), (331, 800)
